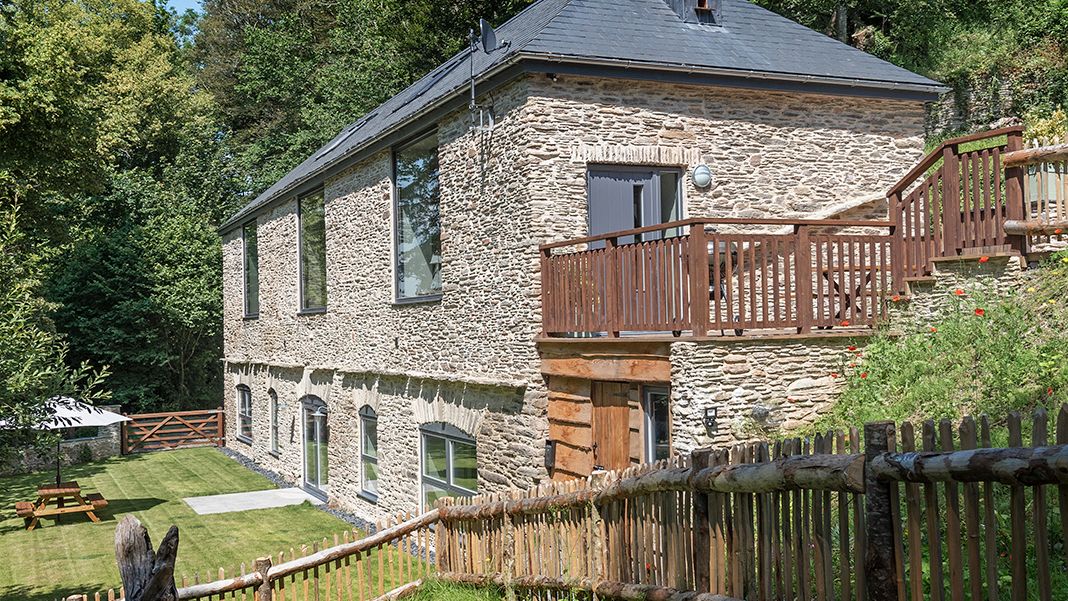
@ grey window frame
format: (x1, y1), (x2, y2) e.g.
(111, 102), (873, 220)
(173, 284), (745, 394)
(236, 385), (253, 444)
(359, 406), (379, 502)
(268, 389), (279, 456)
(392, 130), (443, 304)
(642, 385), (672, 462)
(419, 422), (476, 511)
(297, 190), (328, 314)
(242, 221), (260, 318)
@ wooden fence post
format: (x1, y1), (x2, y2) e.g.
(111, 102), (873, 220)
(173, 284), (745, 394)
(1004, 129), (1027, 255)
(501, 497), (516, 601)
(120, 414), (129, 455)
(888, 192), (907, 293)
(540, 247), (552, 336)
(589, 471), (609, 584)
(689, 223), (710, 337)
(691, 448), (712, 593)
(864, 421), (898, 601)
(794, 225), (812, 333)
(604, 236), (621, 337)
(216, 407), (225, 447)
(254, 556), (272, 601)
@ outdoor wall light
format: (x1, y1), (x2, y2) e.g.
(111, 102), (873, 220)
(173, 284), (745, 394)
(692, 164), (714, 188)
(703, 406), (718, 429)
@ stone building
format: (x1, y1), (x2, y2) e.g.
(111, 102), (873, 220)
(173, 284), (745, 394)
(219, 0), (943, 519)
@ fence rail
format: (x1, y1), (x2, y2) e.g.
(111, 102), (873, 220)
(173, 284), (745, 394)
(121, 408), (225, 454)
(540, 218), (895, 338)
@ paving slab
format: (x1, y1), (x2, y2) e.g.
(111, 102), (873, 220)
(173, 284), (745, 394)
(184, 487), (323, 515)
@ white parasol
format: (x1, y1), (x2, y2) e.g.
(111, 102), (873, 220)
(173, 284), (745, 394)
(32, 397), (129, 486)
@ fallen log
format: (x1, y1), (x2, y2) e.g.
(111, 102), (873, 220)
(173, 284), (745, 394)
(1003, 220), (1068, 236)
(870, 444), (1068, 486)
(115, 516), (180, 601)
(439, 572), (743, 601)
(1001, 144), (1068, 167)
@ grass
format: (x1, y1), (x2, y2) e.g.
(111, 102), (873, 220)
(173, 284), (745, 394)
(408, 581), (505, 601)
(0, 448), (355, 601)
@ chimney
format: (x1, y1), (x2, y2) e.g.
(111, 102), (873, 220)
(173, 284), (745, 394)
(666, 0), (720, 25)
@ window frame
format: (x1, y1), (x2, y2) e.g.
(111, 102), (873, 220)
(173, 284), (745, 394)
(642, 385), (672, 463)
(297, 189), (328, 314)
(391, 130), (443, 305)
(268, 389), (279, 456)
(359, 406), (379, 502)
(236, 385), (253, 444)
(419, 422), (476, 511)
(242, 220), (260, 318)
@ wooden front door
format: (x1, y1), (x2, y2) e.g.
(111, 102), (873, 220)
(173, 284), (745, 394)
(591, 381), (632, 471)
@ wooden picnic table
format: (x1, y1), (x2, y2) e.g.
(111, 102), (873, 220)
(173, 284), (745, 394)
(14, 480), (108, 530)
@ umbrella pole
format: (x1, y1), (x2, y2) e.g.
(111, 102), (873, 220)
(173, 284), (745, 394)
(56, 436), (61, 486)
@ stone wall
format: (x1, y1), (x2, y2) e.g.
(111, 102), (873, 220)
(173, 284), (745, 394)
(1, 404), (123, 476)
(891, 254), (1028, 329)
(669, 339), (852, 450)
(222, 72), (930, 516)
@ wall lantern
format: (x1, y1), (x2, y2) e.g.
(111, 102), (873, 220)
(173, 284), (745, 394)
(703, 406), (718, 430)
(692, 164), (714, 188)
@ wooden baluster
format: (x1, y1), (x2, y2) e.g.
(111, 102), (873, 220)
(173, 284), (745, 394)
(689, 223), (710, 336)
(1004, 129), (1027, 254)
(942, 144), (962, 256)
(795, 225), (812, 334)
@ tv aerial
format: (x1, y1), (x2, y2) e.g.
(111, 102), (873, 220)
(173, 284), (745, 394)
(468, 18), (507, 132)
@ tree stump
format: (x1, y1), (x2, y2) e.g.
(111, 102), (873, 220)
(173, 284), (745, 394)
(115, 515), (179, 601)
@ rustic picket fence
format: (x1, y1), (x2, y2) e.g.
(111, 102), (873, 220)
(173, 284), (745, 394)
(70, 403), (1068, 601)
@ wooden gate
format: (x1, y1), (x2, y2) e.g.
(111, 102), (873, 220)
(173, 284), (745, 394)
(122, 408), (225, 454)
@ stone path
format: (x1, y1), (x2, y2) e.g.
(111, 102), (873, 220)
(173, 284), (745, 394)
(184, 487), (324, 515)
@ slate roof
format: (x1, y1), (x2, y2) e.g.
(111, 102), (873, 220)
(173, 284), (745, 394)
(221, 0), (943, 231)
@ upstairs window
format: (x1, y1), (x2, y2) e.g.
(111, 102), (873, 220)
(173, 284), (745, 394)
(359, 406), (378, 501)
(243, 222), (260, 317)
(299, 191), (327, 311)
(237, 385), (253, 442)
(394, 134), (441, 301)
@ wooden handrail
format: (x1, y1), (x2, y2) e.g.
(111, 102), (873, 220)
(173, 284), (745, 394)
(886, 125), (1024, 197)
(540, 217), (893, 250)
(871, 444), (1068, 485)
(1001, 143), (1068, 167)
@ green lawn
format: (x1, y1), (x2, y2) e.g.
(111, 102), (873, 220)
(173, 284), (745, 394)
(0, 448), (354, 601)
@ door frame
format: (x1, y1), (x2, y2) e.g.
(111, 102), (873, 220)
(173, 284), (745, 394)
(301, 396), (329, 499)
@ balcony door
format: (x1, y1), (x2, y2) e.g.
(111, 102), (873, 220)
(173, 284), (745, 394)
(588, 167), (682, 246)
(302, 397), (329, 498)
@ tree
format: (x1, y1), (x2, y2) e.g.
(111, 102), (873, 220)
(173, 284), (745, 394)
(0, 206), (109, 462)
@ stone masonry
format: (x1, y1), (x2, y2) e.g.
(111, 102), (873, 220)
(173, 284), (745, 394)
(222, 73), (929, 520)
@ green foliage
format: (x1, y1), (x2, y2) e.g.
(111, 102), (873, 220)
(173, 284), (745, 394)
(409, 581), (505, 601)
(0, 206), (109, 460)
(816, 253), (1068, 430)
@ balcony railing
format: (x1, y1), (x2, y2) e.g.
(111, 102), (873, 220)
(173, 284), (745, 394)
(539, 218), (900, 338)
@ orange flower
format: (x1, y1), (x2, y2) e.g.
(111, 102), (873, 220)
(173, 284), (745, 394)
(975, 308), (985, 316)
(860, 372), (869, 379)
(849, 362), (857, 368)
(840, 320), (850, 327)
(1056, 228), (1064, 235)
(830, 373), (839, 379)
(979, 256), (990, 263)
(891, 294), (901, 302)
(1048, 387), (1054, 396)
(954, 288), (966, 296)
(847, 345), (857, 351)
(929, 326), (938, 333)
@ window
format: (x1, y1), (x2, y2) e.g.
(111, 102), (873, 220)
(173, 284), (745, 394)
(420, 423), (476, 510)
(394, 134), (441, 300)
(243, 221), (259, 317)
(299, 191), (327, 311)
(643, 386), (671, 462)
(237, 385), (253, 442)
(269, 389), (279, 454)
(360, 406), (378, 501)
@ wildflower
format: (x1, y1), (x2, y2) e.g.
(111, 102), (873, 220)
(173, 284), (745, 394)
(830, 373), (839, 379)
(1056, 229), (1064, 235)
(1048, 387), (1055, 396)
(1028, 287), (1037, 293)
(979, 256), (989, 263)
(1062, 257), (1068, 264)
(975, 308), (985, 316)
(954, 288), (966, 296)
(847, 345), (857, 351)
(849, 362), (857, 368)
(929, 326), (938, 333)
(891, 294), (902, 302)
(860, 372), (869, 379)
(840, 320), (850, 327)
(1049, 299), (1057, 305)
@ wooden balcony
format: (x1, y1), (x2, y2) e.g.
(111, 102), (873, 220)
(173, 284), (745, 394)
(539, 217), (902, 339)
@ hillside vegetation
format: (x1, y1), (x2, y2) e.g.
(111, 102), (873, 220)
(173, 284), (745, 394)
(816, 251), (1068, 431)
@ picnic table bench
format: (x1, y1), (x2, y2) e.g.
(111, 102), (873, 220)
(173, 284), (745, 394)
(14, 481), (109, 530)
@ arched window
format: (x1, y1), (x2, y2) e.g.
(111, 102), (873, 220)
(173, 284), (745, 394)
(359, 406), (378, 501)
(301, 396), (329, 496)
(420, 422), (476, 510)
(236, 385), (253, 443)
(268, 389), (279, 454)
